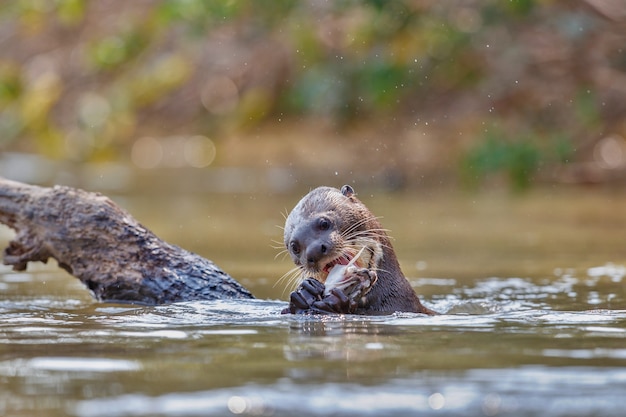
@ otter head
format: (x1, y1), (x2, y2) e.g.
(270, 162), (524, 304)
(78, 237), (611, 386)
(283, 185), (385, 283)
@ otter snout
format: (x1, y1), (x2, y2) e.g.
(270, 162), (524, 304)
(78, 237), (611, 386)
(288, 233), (334, 270)
(286, 215), (337, 272)
(303, 239), (331, 268)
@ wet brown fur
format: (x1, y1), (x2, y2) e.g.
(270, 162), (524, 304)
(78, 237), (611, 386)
(284, 186), (435, 315)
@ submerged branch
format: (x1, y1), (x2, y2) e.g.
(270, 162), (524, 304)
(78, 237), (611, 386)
(0, 177), (253, 304)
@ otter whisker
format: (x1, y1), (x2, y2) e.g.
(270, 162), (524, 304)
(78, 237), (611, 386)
(346, 226), (390, 236)
(343, 221), (390, 234)
(275, 265), (306, 295)
(271, 239), (287, 249)
(372, 266), (393, 277)
(344, 217), (385, 233)
(340, 215), (383, 237)
(345, 235), (393, 254)
(343, 229), (391, 243)
(342, 225), (392, 244)
(273, 249), (290, 261)
(340, 222), (367, 238)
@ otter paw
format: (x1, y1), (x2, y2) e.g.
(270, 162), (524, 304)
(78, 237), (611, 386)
(312, 288), (357, 314)
(282, 278), (325, 314)
(326, 267), (378, 301)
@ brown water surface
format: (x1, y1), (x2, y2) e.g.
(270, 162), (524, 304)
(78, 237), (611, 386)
(1, 186), (626, 416)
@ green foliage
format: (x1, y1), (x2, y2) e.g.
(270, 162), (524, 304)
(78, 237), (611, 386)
(483, 0), (536, 24)
(56, 0), (86, 26)
(88, 31), (148, 71)
(574, 88), (602, 130)
(282, 3), (478, 121)
(0, 0), (619, 191)
(357, 61), (407, 108)
(505, 0), (536, 16)
(0, 63), (22, 108)
(155, 0), (241, 33)
(461, 129), (573, 191)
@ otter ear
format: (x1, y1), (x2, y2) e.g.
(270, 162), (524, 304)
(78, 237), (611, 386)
(340, 184), (355, 197)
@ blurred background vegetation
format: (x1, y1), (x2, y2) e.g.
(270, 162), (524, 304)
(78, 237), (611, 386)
(1, 0), (626, 192)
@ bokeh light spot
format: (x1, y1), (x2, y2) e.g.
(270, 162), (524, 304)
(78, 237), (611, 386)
(594, 134), (626, 169)
(78, 92), (111, 129)
(428, 392), (445, 410)
(184, 135), (216, 168)
(227, 396), (247, 414)
(131, 136), (162, 169)
(201, 75), (239, 115)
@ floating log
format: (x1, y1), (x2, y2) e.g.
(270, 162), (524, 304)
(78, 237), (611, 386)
(0, 178), (254, 304)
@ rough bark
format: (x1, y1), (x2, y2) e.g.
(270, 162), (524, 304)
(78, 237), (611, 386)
(0, 177), (254, 304)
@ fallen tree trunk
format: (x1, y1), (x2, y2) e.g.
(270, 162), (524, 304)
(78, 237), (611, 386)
(0, 177), (254, 304)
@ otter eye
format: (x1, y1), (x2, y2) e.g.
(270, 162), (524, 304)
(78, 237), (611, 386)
(289, 241), (300, 255)
(318, 218), (330, 231)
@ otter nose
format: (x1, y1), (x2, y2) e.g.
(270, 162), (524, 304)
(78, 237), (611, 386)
(305, 242), (328, 267)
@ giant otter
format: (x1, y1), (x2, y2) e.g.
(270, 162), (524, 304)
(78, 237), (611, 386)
(282, 185), (435, 315)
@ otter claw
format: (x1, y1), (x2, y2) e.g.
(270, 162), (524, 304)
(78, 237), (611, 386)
(282, 278), (325, 314)
(289, 291), (313, 310)
(325, 266), (377, 301)
(283, 276), (359, 315)
(301, 278), (325, 296)
(283, 278), (359, 315)
(313, 288), (357, 314)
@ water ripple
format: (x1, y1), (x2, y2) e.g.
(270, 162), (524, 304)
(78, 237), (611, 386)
(73, 367), (626, 417)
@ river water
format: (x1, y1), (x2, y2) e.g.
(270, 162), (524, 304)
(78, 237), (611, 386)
(1, 186), (626, 416)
